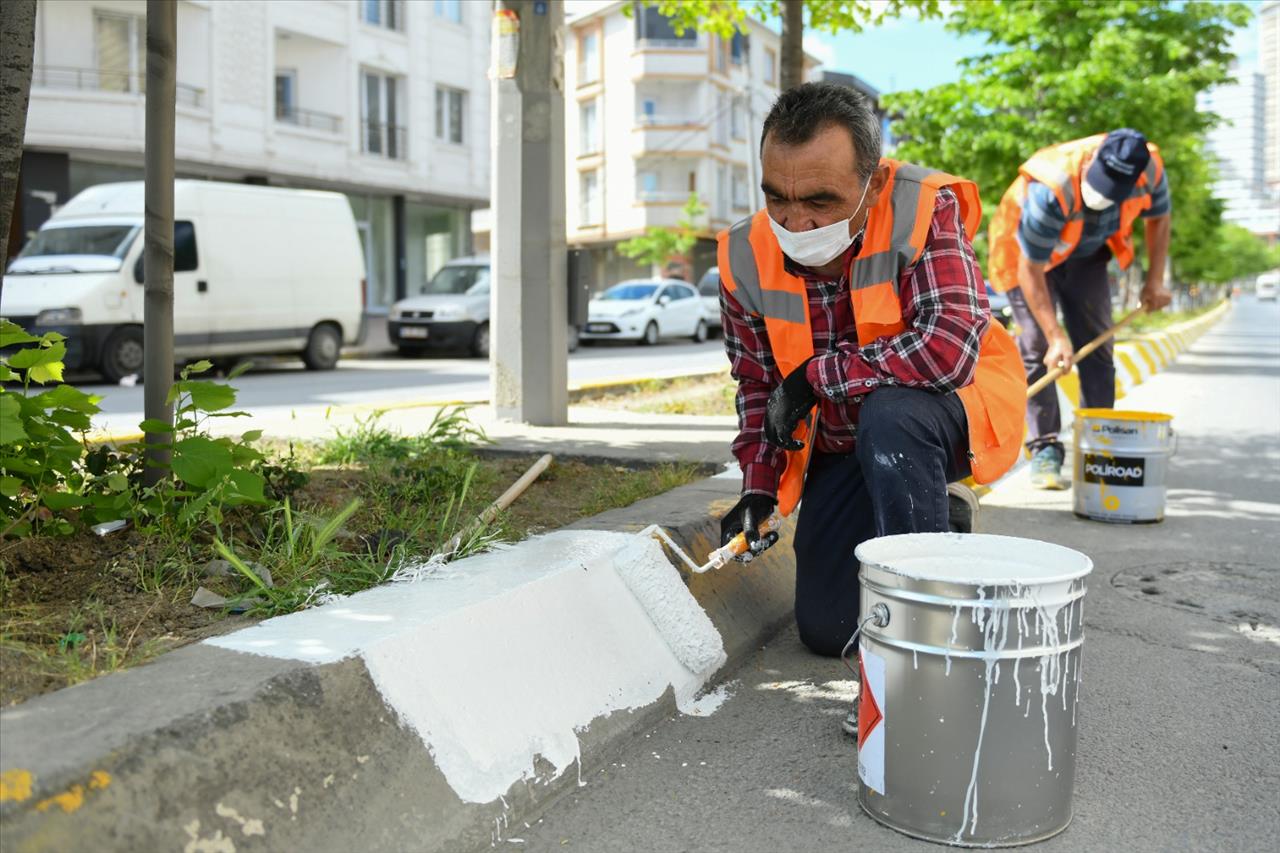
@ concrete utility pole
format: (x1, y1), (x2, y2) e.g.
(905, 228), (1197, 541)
(143, 0), (176, 483)
(490, 0), (568, 425)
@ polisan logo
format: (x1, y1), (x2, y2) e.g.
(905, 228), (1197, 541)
(1091, 424), (1138, 436)
(1082, 454), (1146, 486)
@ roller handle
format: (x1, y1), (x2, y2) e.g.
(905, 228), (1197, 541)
(704, 511), (785, 570)
(1026, 308), (1144, 399)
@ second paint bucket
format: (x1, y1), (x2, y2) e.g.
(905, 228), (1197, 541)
(1072, 409), (1175, 524)
(853, 533), (1094, 847)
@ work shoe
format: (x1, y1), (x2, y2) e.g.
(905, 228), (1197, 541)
(842, 705), (858, 738)
(947, 482), (980, 534)
(1030, 445), (1067, 491)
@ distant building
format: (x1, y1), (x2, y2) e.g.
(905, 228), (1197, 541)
(1261, 1), (1279, 192)
(11, 0), (491, 312)
(1199, 67), (1280, 242)
(554, 0), (820, 290)
(817, 69), (890, 147)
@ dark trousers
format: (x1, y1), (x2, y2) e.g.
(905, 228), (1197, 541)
(1007, 246), (1116, 452)
(792, 386), (970, 657)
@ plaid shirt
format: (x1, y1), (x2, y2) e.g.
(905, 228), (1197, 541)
(721, 187), (991, 499)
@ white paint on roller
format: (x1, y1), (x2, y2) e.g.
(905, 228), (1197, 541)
(206, 529), (728, 804)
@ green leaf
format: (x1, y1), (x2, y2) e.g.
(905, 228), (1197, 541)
(226, 469), (266, 503)
(27, 360), (66, 385)
(8, 341), (66, 370)
(0, 455), (42, 475)
(186, 360), (215, 375)
(42, 491), (86, 510)
(227, 361), (254, 380)
(0, 395), (27, 445)
(171, 435), (235, 487)
(0, 476), (21, 498)
(0, 365), (16, 382)
(49, 410), (93, 431)
(107, 473), (130, 492)
(30, 384), (102, 414)
(139, 418), (176, 433)
(0, 321), (41, 349)
(180, 380), (237, 412)
(240, 429), (263, 443)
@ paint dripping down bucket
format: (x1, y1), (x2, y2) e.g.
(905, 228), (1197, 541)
(852, 533), (1093, 847)
(1073, 409), (1175, 524)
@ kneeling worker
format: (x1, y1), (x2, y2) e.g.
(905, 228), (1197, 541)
(988, 129), (1173, 489)
(716, 84), (1026, 686)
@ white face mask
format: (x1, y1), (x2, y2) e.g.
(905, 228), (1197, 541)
(1080, 178), (1116, 211)
(768, 177), (872, 268)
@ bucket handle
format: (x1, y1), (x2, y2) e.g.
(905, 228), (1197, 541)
(840, 603), (890, 679)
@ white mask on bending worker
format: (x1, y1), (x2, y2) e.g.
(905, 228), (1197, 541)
(1080, 178), (1116, 211)
(768, 176), (872, 268)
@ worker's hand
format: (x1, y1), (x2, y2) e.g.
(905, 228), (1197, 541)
(720, 493), (779, 562)
(1140, 283), (1173, 312)
(1043, 328), (1074, 373)
(764, 359), (818, 450)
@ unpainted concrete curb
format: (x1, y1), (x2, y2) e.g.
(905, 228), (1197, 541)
(0, 475), (795, 853)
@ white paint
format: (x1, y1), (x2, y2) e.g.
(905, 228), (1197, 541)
(182, 820), (237, 853)
(206, 530), (727, 805)
(214, 803), (265, 838)
(856, 533), (1093, 586)
(681, 681), (736, 717)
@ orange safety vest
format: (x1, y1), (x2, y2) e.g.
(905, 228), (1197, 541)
(716, 159), (1027, 517)
(988, 134), (1165, 293)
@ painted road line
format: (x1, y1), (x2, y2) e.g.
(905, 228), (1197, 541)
(1116, 349), (1144, 386)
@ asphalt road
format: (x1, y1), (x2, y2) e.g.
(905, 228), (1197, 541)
(81, 337), (729, 436)
(513, 298), (1280, 853)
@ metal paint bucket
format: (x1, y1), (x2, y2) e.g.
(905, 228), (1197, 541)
(1072, 409), (1175, 524)
(853, 533), (1093, 847)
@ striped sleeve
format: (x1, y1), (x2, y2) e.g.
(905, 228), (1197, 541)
(1140, 170), (1171, 218)
(1016, 181), (1067, 264)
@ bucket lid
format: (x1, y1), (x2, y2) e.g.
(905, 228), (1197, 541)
(1076, 408), (1172, 423)
(855, 533), (1093, 586)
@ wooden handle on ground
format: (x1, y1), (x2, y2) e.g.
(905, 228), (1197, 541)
(1025, 308), (1145, 399)
(442, 453), (554, 557)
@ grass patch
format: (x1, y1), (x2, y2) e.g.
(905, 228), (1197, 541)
(574, 373), (736, 417)
(1117, 300), (1224, 336)
(0, 412), (705, 706)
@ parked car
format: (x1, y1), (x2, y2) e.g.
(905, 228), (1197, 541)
(389, 256), (580, 357)
(1256, 270), (1279, 301)
(2, 180), (365, 382)
(696, 266), (723, 332)
(986, 285), (1014, 328)
(582, 279), (709, 345)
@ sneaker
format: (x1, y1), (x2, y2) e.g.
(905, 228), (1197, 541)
(946, 482), (980, 533)
(1030, 445), (1067, 490)
(842, 705), (858, 738)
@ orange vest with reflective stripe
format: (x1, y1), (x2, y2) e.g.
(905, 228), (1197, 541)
(716, 159), (1027, 517)
(987, 134), (1165, 293)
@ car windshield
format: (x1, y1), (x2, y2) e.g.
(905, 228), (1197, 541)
(599, 283), (658, 301)
(424, 265), (489, 295)
(17, 225), (138, 263)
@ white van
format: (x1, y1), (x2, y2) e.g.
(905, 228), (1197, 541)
(1256, 270), (1279, 301)
(2, 180), (365, 381)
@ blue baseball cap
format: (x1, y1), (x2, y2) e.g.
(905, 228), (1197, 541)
(1085, 129), (1151, 202)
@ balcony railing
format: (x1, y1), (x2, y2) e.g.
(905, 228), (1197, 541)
(637, 189), (690, 203)
(361, 120), (407, 160)
(636, 38), (700, 50)
(636, 113), (703, 128)
(31, 65), (204, 108)
(275, 104), (343, 134)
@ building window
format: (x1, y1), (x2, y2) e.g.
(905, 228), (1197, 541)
(274, 70), (297, 121)
(362, 70), (405, 159)
(434, 0), (462, 24)
(580, 99), (600, 154)
(580, 170), (601, 225)
(634, 5), (697, 46)
(363, 0), (404, 32)
(731, 32), (746, 66)
(732, 167), (750, 210)
(637, 170), (659, 200)
(94, 11), (144, 93)
(715, 36), (728, 74)
(731, 97), (745, 140)
(764, 48), (777, 86)
(435, 87), (466, 144)
(578, 30), (600, 85)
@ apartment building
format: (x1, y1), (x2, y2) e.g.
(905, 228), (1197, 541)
(563, 1), (818, 289)
(1262, 1), (1279, 193)
(13, 0), (490, 311)
(1200, 68), (1280, 242)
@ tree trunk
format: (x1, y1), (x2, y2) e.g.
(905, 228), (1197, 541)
(780, 0), (805, 91)
(0, 0), (36, 269)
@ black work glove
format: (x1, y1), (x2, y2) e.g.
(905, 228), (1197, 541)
(764, 358), (818, 450)
(720, 493), (779, 562)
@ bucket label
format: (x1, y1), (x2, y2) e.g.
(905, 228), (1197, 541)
(1082, 454), (1145, 486)
(857, 647), (886, 796)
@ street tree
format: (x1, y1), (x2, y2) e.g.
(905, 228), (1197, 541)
(631, 0), (939, 91)
(883, 0), (1253, 285)
(0, 0), (36, 268)
(618, 193), (707, 278)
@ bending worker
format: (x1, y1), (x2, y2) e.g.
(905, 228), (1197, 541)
(715, 83), (1026, 676)
(988, 129), (1173, 489)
